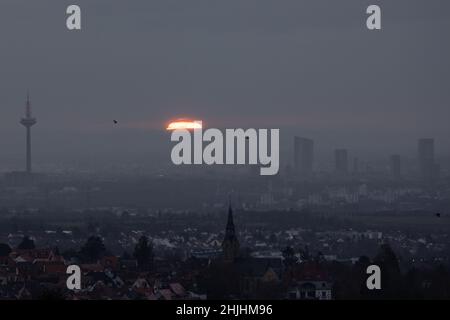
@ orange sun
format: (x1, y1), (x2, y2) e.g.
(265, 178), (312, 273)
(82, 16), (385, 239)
(166, 119), (202, 131)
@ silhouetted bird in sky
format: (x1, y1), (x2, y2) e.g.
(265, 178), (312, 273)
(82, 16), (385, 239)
(436, 213), (441, 218)
(113, 120), (118, 124)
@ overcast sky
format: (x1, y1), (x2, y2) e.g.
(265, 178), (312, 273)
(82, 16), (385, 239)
(1, 0), (449, 170)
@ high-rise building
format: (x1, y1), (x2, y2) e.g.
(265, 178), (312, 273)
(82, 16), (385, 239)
(418, 138), (436, 181)
(294, 137), (314, 175)
(221, 204), (240, 262)
(390, 154), (401, 179)
(334, 149), (348, 175)
(20, 93), (37, 174)
(352, 157), (359, 174)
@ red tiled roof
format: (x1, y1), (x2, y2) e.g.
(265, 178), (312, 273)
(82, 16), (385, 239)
(169, 283), (186, 297)
(159, 289), (173, 300)
(80, 264), (104, 272)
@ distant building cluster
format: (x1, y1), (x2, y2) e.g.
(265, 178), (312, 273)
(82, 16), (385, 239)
(292, 136), (442, 183)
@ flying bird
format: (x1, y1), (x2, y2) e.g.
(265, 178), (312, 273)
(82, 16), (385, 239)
(436, 213), (441, 218)
(113, 120), (118, 124)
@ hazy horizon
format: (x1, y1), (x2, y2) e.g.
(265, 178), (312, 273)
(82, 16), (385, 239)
(1, 0), (450, 171)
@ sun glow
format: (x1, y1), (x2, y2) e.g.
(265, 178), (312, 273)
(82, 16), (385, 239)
(166, 120), (202, 131)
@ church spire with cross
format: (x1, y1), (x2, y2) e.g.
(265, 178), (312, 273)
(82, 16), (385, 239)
(221, 199), (240, 262)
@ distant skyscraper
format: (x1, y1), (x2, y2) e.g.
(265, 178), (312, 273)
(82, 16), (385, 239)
(418, 138), (435, 181)
(20, 93), (37, 174)
(294, 137), (314, 175)
(390, 154), (401, 179)
(352, 157), (359, 174)
(221, 204), (240, 262)
(334, 149), (348, 175)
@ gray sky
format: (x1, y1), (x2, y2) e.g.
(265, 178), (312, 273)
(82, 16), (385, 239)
(1, 0), (449, 170)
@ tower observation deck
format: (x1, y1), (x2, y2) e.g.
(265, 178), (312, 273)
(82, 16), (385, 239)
(20, 93), (37, 173)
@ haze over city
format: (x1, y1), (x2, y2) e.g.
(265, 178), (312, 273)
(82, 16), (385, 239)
(1, 0), (450, 172)
(1, 0), (450, 303)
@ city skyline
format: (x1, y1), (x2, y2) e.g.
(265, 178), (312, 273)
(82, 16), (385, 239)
(3, 97), (448, 176)
(1, 1), (450, 168)
(1, 0), (450, 304)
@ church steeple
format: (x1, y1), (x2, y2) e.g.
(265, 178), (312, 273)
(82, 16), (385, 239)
(225, 204), (236, 238)
(222, 202), (240, 262)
